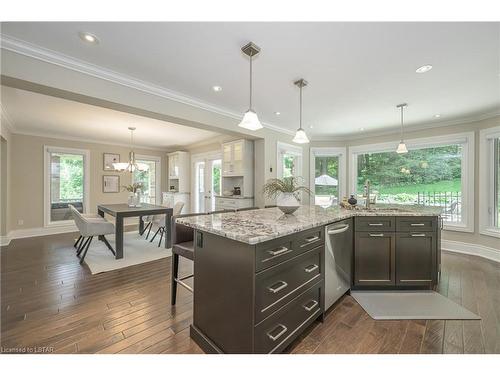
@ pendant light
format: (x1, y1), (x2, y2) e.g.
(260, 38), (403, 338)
(396, 103), (408, 154)
(238, 42), (263, 131)
(113, 127), (149, 172)
(292, 79), (310, 144)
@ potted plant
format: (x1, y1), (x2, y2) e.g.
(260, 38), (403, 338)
(122, 182), (144, 207)
(262, 177), (311, 214)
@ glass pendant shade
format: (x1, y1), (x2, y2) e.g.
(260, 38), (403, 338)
(113, 128), (149, 172)
(293, 128), (310, 144)
(396, 141), (408, 154)
(238, 109), (263, 131)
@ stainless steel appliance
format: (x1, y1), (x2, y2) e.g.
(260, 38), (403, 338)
(325, 218), (353, 310)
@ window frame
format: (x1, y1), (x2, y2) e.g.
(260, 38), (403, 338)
(132, 154), (161, 205)
(277, 141), (303, 179)
(43, 145), (90, 227)
(309, 147), (347, 206)
(479, 126), (500, 238)
(348, 132), (475, 233)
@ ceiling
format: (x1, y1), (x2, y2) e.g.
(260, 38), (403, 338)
(0, 86), (220, 149)
(1, 22), (499, 138)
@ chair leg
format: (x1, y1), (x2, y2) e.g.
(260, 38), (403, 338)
(74, 235), (82, 248)
(140, 221), (151, 236)
(145, 223), (153, 240)
(158, 227), (164, 247)
(101, 235), (116, 256)
(171, 253), (179, 305)
(150, 227), (161, 242)
(79, 236), (93, 264)
(77, 237), (90, 257)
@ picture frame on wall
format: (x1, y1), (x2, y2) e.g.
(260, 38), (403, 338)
(103, 153), (120, 171)
(103, 175), (120, 193)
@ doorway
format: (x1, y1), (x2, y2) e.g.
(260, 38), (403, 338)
(193, 154), (222, 213)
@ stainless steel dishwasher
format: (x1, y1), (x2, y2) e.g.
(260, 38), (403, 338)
(325, 218), (353, 310)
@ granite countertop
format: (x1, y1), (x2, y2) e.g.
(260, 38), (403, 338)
(176, 204), (442, 245)
(214, 195), (254, 199)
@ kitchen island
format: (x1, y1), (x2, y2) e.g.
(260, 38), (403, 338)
(176, 205), (442, 354)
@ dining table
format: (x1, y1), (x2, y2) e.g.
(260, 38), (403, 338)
(97, 203), (173, 259)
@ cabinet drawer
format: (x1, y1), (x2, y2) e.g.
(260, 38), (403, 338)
(255, 247), (322, 323)
(292, 227), (324, 252)
(396, 217), (437, 232)
(255, 236), (295, 272)
(355, 217), (395, 232)
(254, 282), (322, 353)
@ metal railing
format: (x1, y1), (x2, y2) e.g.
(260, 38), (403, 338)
(417, 191), (462, 223)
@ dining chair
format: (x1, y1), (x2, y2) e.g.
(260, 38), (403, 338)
(68, 204), (107, 249)
(69, 205), (116, 265)
(150, 201), (184, 247)
(170, 212), (206, 305)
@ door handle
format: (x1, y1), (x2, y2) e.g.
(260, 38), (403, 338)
(327, 224), (349, 235)
(304, 264), (319, 273)
(368, 223), (384, 226)
(369, 233), (384, 237)
(303, 300), (319, 312)
(267, 324), (288, 342)
(410, 223), (425, 226)
(267, 281), (288, 294)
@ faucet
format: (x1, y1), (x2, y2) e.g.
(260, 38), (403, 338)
(364, 180), (371, 209)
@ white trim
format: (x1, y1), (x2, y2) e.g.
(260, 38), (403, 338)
(442, 240), (500, 264)
(310, 147), (347, 205)
(479, 125), (500, 238)
(348, 132), (475, 233)
(277, 142), (304, 179)
(133, 154), (162, 205)
(190, 150), (223, 212)
(1, 34), (294, 137)
(0, 235), (11, 247)
(44, 145), (91, 227)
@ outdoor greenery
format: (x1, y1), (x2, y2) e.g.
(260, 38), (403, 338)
(356, 145), (462, 203)
(53, 154), (84, 201)
(283, 154), (296, 178)
(314, 156), (339, 197)
(212, 164), (221, 195)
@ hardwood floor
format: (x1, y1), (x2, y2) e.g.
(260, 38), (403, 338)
(1, 232), (499, 354)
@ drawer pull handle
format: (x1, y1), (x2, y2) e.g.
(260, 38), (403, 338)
(410, 223), (425, 226)
(327, 224), (349, 235)
(267, 281), (288, 294)
(411, 233), (426, 237)
(304, 264), (319, 273)
(304, 235), (320, 243)
(368, 223), (384, 226)
(369, 233), (384, 237)
(303, 300), (319, 312)
(267, 324), (288, 342)
(268, 246), (289, 256)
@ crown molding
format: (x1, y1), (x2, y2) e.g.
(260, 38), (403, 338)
(0, 34), (294, 137)
(311, 110), (500, 142)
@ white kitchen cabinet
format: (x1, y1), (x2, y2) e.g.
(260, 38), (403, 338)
(162, 192), (190, 214)
(167, 151), (190, 193)
(221, 139), (254, 198)
(214, 196), (254, 211)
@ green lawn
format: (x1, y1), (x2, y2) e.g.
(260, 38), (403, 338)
(359, 178), (461, 195)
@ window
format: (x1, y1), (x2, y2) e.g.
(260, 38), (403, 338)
(44, 146), (89, 226)
(277, 142), (303, 179)
(310, 147), (346, 207)
(349, 133), (474, 232)
(479, 126), (500, 238)
(133, 155), (161, 204)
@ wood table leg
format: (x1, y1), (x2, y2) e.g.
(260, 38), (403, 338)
(115, 215), (124, 259)
(165, 212), (172, 249)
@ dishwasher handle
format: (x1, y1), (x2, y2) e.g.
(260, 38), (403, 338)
(327, 224), (350, 235)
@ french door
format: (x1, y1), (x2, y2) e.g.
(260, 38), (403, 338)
(194, 157), (222, 213)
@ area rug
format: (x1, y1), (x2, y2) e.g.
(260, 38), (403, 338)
(82, 231), (171, 274)
(351, 290), (480, 320)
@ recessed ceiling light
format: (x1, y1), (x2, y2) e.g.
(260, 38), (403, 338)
(359, 127), (365, 131)
(212, 86), (222, 92)
(415, 65), (433, 74)
(309, 125), (314, 129)
(79, 32), (99, 44)
(434, 114), (441, 118)
(274, 111), (281, 116)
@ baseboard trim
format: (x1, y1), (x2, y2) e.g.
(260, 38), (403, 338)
(442, 239), (500, 263)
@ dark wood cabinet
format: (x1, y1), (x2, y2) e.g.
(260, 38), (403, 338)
(354, 232), (395, 286)
(395, 232), (436, 286)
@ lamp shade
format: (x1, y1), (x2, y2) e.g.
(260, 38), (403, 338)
(396, 141), (408, 154)
(293, 128), (310, 144)
(238, 110), (263, 131)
